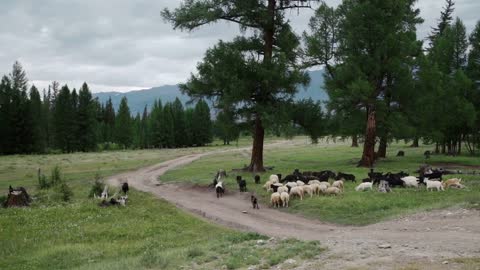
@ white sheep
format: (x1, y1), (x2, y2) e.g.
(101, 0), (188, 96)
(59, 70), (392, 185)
(280, 192), (290, 208)
(270, 192), (281, 208)
(269, 174), (279, 183)
(277, 186), (289, 194)
(332, 180), (344, 191)
(286, 182), (298, 188)
(318, 183), (329, 194)
(355, 182), (373, 191)
(308, 180), (322, 185)
(325, 186), (341, 196)
(296, 180), (305, 186)
(320, 181), (331, 187)
(401, 176), (419, 188)
(289, 186), (304, 200)
(309, 183), (321, 195)
(425, 178), (444, 191)
(302, 185), (314, 198)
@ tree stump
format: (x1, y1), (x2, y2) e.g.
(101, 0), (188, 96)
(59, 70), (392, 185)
(3, 186), (31, 208)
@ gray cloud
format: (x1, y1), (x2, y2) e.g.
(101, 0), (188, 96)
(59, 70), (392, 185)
(0, 0), (478, 92)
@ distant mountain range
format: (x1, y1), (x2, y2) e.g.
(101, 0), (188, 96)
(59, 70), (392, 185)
(93, 69), (327, 115)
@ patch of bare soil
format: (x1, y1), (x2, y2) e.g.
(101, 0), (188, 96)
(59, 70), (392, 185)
(107, 143), (480, 270)
(430, 162), (480, 170)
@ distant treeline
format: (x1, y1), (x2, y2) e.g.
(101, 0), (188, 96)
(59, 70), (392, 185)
(0, 62), (215, 154)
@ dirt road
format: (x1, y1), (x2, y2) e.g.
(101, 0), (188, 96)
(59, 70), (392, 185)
(107, 147), (480, 269)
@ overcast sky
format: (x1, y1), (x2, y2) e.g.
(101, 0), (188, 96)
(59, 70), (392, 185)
(0, 0), (478, 93)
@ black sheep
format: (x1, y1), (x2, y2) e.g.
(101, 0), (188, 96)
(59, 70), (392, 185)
(396, 150), (405, 157)
(122, 182), (129, 195)
(237, 176), (247, 192)
(424, 151), (431, 159)
(336, 172), (356, 182)
(254, 175), (261, 184)
(319, 170), (336, 180)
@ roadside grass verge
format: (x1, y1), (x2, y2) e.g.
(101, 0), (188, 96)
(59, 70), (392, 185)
(161, 140), (480, 225)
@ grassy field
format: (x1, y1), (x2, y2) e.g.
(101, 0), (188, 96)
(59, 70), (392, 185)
(0, 139), (324, 270)
(161, 139), (480, 225)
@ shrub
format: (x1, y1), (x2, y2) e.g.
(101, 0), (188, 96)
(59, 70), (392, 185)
(51, 166), (63, 186)
(37, 168), (50, 189)
(55, 182), (73, 202)
(89, 173), (104, 198)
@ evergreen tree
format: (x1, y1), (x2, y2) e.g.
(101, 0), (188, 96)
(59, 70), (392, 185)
(172, 98), (187, 147)
(0, 76), (12, 153)
(162, 102), (175, 148)
(139, 105), (149, 148)
(214, 109), (239, 145)
(10, 61), (34, 153)
(132, 113), (142, 149)
(184, 108), (195, 146)
(304, 0), (423, 166)
(29, 85), (46, 153)
(428, 0), (455, 47)
(149, 100), (165, 147)
(192, 100), (213, 146)
(77, 83), (97, 151)
(103, 97), (116, 142)
(54, 85), (74, 152)
(467, 21), (480, 82)
(115, 97), (133, 148)
(163, 0), (316, 172)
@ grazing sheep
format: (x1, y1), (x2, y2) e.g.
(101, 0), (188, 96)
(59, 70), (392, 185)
(443, 178), (462, 189)
(332, 180), (344, 191)
(308, 179), (321, 185)
(336, 172), (356, 182)
(270, 183), (283, 193)
(397, 150), (405, 157)
(325, 186), (341, 196)
(302, 185), (314, 198)
(254, 175), (261, 184)
(309, 183), (321, 195)
(425, 178), (444, 191)
(319, 170), (336, 180)
(271, 192), (281, 208)
(280, 192), (290, 207)
(289, 186), (304, 200)
(276, 174), (282, 182)
(318, 183), (329, 194)
(424, 151), (431, 159)
(296, 180), (305, 186)
(286, 182), (298, 188)
(401, 176), (419, 188)
(269, 174), (279, 183)
(320, 181), (331, 187)
(355, 182), (373, 191)
(121, 182), (129, 194)
(277, 186), (289, 194)
(215, 182), (225, 198)
(378, 180), (392, 193)
(251, 195), (259, 209)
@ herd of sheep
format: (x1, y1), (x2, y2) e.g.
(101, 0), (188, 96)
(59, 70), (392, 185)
(212, 166), (467, 209)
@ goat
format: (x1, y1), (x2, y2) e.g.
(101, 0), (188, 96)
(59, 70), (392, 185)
(251, 195), (259, 209)
(236, 176), (247, 192)
(215, 182), (225, 198)
(121, 182), (129, 195)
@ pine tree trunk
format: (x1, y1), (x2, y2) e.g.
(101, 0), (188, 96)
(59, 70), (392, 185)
(358, 106), (376, 167)
(411, 137), (419, 147)
(441, 142), (446, 154)
(247, 114), (265, 172)
(351, 134), (359, 147)
(377, 135), (387, 158)
(458, 136), (462, 155)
